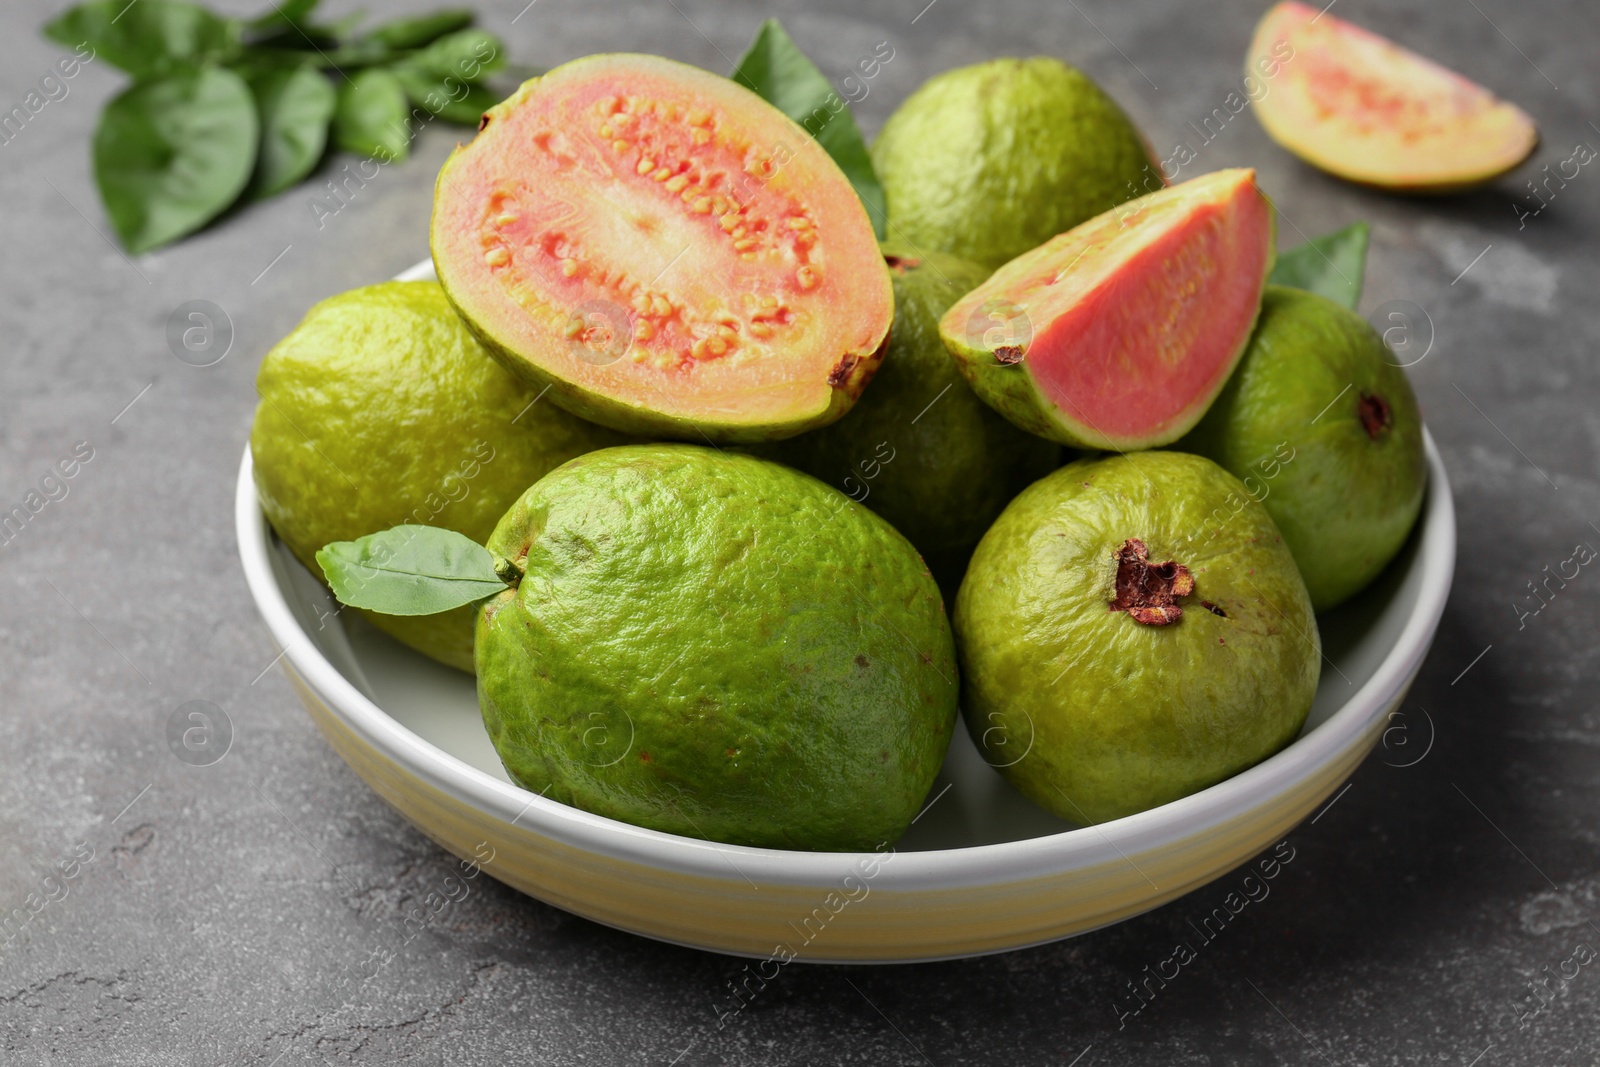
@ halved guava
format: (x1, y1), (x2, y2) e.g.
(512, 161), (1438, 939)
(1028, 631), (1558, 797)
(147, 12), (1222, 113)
(431, 54), (894, 443)
(938, 168), (1274, 451)
(1248, 1), (1538, 192)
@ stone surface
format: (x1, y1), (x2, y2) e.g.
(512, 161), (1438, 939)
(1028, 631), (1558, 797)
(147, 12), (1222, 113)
(1, 0), (1597, 1063)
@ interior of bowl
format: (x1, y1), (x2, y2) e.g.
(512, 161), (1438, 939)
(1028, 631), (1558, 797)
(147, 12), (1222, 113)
(259, 458), (1438, 853)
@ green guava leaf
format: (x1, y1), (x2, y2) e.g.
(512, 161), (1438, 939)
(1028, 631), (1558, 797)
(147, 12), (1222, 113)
(1270, 221), (1370, 309)
(247, 63), (336, 197)
(244, 0), (319, 38)
(321, 10), (368, 41)
(313, 38), (397, 70)
(317, 526), (508, 616)
(45, 0), (241, 80)
(333, 68), (411, 160)
(93, 66), (258, 252)
(390, 64), (500, 126)
(364, 10), (475, 51)
(408, 28), (506, 82)
(730, 18), (886, 238)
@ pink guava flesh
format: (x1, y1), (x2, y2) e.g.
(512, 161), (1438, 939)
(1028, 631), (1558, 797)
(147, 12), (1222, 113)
(1247, 1), (1539, 191)
(940, 168), (1275, 451)
(1034, 191), (1271, 440)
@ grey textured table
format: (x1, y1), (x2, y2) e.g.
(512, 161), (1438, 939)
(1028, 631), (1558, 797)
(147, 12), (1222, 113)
(2, 0), (1596, 1063)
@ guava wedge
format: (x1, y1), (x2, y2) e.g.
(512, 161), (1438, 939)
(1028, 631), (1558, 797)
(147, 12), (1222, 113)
(251, 281), (630, 672)
(431, 54), (894, 443)
(475, 444), (958, 851)
(939, 168), (1274, 451)
(872, 57), (1160, 271)
(754, 244), (1060, 586)
(1247, 1), (1538, 192)
(955, 451), (1320, 825)
(1178, 287), (1427, 610)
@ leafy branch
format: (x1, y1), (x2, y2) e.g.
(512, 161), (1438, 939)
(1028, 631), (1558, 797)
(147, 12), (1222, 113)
(42, 0), (509, 252)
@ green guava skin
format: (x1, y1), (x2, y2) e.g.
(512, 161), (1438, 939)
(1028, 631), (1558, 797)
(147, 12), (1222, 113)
(754, 244), (1060, 578)
(955, 451), (1320, 825)
(251, 281), (630, 672)
(872, 57), (1158, 271)
(1177, 287), (1427, 611)
(475, 444), (958, 851)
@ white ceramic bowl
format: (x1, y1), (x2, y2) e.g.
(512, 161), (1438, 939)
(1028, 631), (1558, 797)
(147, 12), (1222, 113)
(237, 263), (1455, 962)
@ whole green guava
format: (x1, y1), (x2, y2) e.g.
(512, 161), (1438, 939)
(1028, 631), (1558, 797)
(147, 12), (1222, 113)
(755, 244), (1059, 590)
(1177, 286), (1427, 610)
(872, 57), (1158, 270)
(475, 444), (958, 851)
(955, 451), (1320, 825)
(251, 281), (629, 672)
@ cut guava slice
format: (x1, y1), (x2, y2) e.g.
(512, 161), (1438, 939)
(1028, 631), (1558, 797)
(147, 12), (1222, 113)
(431, 53), (894, 443)
(939, 168), (1274, 451)
(1247, 1), (1538, 192)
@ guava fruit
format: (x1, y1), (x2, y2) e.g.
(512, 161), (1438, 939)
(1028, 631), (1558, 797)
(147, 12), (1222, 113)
(1248, 1), (1538, 191)
(955, 451), (1319, 825)
(431, 53), (894, 444)
(754, 244), (1060, 578)
(251, 281), (628, 672)
(939, 168), (1275, 451)
(1177, 286), (1426, 610)
(872, 57), (1160, 271)
(474, 444), (958, 851)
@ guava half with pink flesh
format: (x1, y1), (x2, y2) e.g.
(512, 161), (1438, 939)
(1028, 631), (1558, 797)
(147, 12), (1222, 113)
(431, 54), (893, 443)
(938, 168), (1274, 451)
(1248, 2), (1538, 192)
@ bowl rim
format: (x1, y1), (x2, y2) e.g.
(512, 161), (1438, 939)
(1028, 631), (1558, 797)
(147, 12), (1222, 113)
(237, 418), (1453, 893)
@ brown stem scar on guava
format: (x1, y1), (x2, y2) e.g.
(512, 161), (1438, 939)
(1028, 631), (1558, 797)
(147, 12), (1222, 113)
(1108, 537), (1195, 627)
(993, 345), (1025, 365)
(884, 254), (922, 273)
(828, 355), (859, 387)
(1201, 600), (1227, 617)
(1358, 391), (1393, 439)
